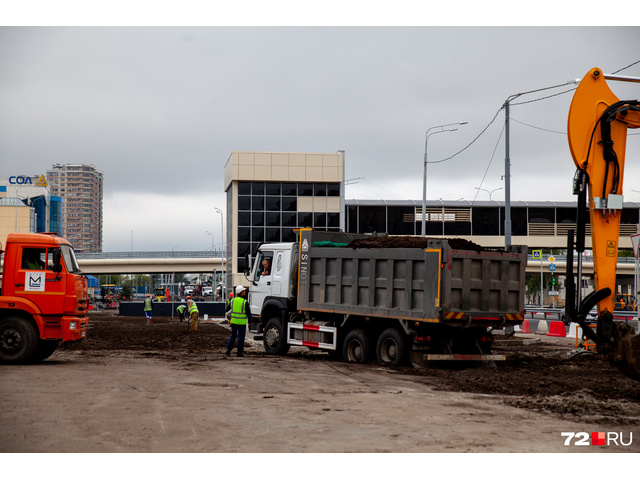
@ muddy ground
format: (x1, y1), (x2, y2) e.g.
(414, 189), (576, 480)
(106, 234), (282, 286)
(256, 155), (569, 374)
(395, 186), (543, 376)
(1, 311), (639, 456)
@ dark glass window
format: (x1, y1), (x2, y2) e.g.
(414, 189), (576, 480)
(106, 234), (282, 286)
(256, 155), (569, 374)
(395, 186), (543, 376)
(445, 222), (471, 235)
(557, 207), (577, 224)
(281, 197), (297, 211)
(327, 183), (340, 196)
(266, 197), (280, 211)
(252, 196), (264, 211)
(472, 207), (500, 235)
(282, 183), (297, 196)
(266, 183), (281, 196)
(298, 212), (313, 227)
(426, 222), (443, 235)
(252, 212), (264, 226)
(327, 212), (340, 228)
(237, 182), (251, 195)
(347, 206), (358, 233)
(511, 208), (528, 236)
(622, 208), (639, 224)
(282, 212), (297, 227)
(282, 228), (297, 242)
(387, 206), (415, 235)
(237, 242), (251, 257)
(252, 182), (265, 195)
(238, 212), (251, 227)
(237, 227), (251, 242)
(252, 228), (264, 242)
(314, 183), (327, 196)
(266, 212), (280, 227)
(528, 208), (554, 223)
(238, 196), (251, 211)
(298, 183), (312, 196)
(314, 212), (327, 228)
(266, 228), (280, 242)
(358, 206), (386, 233)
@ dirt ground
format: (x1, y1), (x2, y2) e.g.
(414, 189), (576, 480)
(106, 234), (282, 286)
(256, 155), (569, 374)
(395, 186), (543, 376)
(1, 311), (639, 456)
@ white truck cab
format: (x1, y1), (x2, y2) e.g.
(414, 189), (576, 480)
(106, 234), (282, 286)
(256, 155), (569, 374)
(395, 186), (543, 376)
(247, 242), (298, 321)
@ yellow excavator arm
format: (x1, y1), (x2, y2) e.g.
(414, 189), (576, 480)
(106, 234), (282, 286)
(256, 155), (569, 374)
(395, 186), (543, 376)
(566, 67), (640, 380)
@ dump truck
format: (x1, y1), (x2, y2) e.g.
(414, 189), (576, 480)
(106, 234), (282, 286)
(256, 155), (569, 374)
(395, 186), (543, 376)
(246, 229), (527, 367)
(0, 232), (90, 364)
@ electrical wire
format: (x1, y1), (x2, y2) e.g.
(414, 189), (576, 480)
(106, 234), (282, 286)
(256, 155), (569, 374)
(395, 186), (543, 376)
(510, 87), (577, 106)
(612, 59), (640, 74)
(471, 122), (506, 205)
(510, 117), (565, 135)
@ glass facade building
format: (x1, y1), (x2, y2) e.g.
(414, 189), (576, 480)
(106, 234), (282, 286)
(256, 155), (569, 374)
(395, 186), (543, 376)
(224, 151), (343, 289)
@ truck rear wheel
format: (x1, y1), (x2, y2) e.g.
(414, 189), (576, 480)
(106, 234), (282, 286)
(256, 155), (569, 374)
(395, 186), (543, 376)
(376, 328), (409, 366)
(263, 317), (290, 356)
(0, 317), (39, 365)
(343, 329), (373, 363)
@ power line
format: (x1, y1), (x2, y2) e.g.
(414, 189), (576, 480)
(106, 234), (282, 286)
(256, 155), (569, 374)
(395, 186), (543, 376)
(471, 122), (506, 205)
(510, 117), (566, 135)
(612, 59), (640, 74)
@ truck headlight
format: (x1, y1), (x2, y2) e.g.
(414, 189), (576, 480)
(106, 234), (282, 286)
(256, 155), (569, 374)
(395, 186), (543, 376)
(69, 321), (77, 330)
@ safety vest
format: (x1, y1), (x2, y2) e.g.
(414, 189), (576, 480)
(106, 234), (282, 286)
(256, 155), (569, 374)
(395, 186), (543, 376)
(229, 297), (248, 325)
(144, 298), (152, 311)
(176, 304), (186, 314)
(188, 300), (199, 314)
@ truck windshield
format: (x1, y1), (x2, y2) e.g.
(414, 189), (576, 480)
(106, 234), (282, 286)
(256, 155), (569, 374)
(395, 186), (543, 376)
(60, 245), (81, 274)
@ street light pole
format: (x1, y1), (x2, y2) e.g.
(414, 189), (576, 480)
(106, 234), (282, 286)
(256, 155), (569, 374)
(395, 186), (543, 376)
(475, 187), (503, 201)
(214, 207), (225, 297)
(206, 231), (214, 251)
(422, 122), (467, 237)
(503, 79), (579, 249)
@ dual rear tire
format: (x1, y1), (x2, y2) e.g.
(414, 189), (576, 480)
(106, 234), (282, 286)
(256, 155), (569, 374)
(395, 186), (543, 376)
(343, 327), (409, 366)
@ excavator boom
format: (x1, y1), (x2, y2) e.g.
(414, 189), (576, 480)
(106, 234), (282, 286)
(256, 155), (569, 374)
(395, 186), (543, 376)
(566, 67), (640, 381)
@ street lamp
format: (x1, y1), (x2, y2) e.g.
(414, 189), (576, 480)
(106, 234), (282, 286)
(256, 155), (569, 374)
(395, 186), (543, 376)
(422, 122), (468, 237)
(214, 207), (225, 296)
(475, 187), (503, 201)
(206, 231), (214, 251)
(503, 79), (579, 249)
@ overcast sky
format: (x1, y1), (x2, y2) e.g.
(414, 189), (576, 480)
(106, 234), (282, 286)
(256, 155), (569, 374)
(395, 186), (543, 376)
(1, 24), (639, 251)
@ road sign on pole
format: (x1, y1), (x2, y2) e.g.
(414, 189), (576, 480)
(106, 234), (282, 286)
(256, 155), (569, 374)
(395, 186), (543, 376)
(549, 264), (556, 272)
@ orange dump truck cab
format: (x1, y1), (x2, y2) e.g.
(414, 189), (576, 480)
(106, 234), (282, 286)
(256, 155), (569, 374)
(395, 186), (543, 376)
(0, 232), (89, 364)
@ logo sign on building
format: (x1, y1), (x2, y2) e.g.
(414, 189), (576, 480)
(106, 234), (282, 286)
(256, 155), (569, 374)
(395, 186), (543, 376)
(9, 174), (47, 186)
(25, 272), (45, 292)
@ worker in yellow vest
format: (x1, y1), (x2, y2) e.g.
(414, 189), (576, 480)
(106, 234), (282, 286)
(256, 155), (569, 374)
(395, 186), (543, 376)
(186, 295), (199, 333)
(144, 294), (153, 324)
(225, 285), (251, 357)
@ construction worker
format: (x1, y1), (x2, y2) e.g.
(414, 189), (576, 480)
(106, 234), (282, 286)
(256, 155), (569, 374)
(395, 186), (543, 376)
(225, 285), (251, 357)
(223, 291), (234, 324)
(176, 303), (187, 322)
(186, 295), (199, 333)
(144, 294), (153, 324)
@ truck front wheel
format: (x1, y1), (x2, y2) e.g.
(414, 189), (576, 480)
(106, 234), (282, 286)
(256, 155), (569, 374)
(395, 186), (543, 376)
(343, 329), (372, 363)
(376, 328), (409, 365)
(263, 317), (290, 356)
(32, 340), (60, 362)
(0, 317), (39, 364)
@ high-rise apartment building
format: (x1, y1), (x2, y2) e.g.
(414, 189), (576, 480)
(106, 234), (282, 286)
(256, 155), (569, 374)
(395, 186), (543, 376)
(46, 164), (104, 253)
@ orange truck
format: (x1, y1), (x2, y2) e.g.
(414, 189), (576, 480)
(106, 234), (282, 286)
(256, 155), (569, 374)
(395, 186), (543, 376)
(0, 232), (90, 364)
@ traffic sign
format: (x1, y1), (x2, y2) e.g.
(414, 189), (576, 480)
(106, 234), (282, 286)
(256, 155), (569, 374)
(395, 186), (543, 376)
(549, 264), (556, 272)
(548, 255), (556, 263)
(532, 250), (542, 259)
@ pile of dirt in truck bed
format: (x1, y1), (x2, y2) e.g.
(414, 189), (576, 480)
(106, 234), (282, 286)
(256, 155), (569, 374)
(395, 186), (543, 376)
(346, 236), (484, 251)
(61, 312), (640, 425)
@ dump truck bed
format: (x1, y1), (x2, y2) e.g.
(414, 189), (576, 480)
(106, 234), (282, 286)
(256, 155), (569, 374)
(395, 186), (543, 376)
(297, 230), (527, 328)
